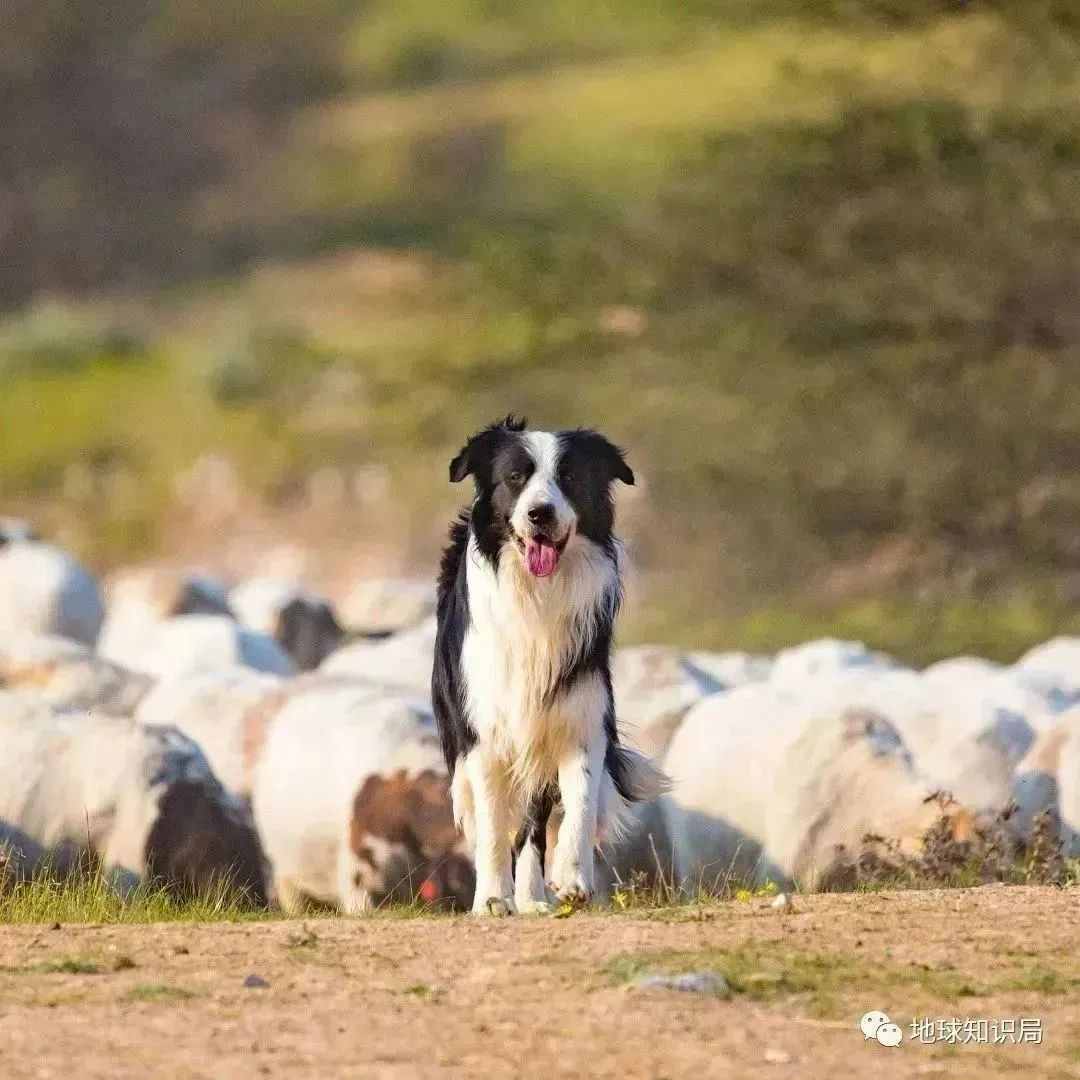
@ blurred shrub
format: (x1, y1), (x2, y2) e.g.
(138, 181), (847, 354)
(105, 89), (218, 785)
(0, 0), (352, 309)
(204, 326), (336, 408)
(0, 303), (145, 375)
(461, 87), (1080, 598)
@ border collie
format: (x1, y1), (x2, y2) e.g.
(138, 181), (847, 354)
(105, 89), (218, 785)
(432, 416), (668, 914)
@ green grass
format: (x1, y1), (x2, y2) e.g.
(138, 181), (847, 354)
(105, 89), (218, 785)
(0, 872), (272, 926)
(126, 983), (200, 1003)
(606, 943), (1080, 1017)
(0, 868), (467, 925)
(25, 956), (104, 976)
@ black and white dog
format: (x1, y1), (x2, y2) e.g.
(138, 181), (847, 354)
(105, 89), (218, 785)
(432, 416), (668, 914)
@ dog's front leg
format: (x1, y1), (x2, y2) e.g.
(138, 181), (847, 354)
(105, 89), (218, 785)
(549, 732), (604, 905)
(463, 750), (516, 915)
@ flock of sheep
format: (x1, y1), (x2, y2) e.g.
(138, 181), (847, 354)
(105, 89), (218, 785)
(2, 517), (1078, 912)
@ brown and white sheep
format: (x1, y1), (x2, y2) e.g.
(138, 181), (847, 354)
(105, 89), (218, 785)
(251, 682), (473, 912)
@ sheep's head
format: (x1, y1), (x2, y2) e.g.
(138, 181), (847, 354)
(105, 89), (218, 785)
(144, 777), (268, 905)
(275, 597), (343, 671)
(349, 769), (474, 911)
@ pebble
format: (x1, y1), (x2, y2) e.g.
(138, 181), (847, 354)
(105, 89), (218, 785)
(244, 974), (270, 989)
(763, 1048), (793, 1065)
(633, 972), (730, 997)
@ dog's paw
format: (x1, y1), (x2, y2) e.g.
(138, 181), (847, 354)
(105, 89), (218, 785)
(472, 896), (516, 917)
(548, 880), (592, 909)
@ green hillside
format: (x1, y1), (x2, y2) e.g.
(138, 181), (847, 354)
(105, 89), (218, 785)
(2, 1), (1080, 661)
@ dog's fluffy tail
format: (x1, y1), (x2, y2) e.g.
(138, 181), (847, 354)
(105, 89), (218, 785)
(599, 745), (671, 842)
(606, 743), (670, 803)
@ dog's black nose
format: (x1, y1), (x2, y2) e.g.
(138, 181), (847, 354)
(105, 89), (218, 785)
(528, 503), (555, 527)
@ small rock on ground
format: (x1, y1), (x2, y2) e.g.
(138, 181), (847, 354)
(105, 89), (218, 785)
(764, 1048), (793, 1064)
(633, 972), (730, 997)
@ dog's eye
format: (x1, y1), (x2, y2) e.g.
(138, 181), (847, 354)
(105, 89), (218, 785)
(559, 469), (575, 484)
(507, 471), (524, 485)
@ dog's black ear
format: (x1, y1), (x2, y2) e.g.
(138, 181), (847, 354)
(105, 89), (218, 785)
(448, 447), (473, 483)
(596, 435), (635, 486)
(448, 416), (527, 484)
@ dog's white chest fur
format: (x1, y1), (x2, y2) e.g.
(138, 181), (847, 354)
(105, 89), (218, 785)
(461, 535), (617, 784)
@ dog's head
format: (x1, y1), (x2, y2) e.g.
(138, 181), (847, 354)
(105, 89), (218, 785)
(449, 415), (634, 578)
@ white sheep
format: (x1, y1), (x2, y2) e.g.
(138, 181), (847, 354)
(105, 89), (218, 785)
(0, 539), (104, 646)
(804, 668), (1023, 814)
(319, 615), (436, 699)
(101, 613), (295, 680)
(0, 692), (266, 899)
(136, 666), (287, 797)
(1013, 638), (1080, 712)
(340, 577), (435, 635)
(1012, 713), (1080, 856)
(662, 683), (972, 891)
(0, 633), (153, 715)
(230, 577), (344, 671)
(612, 645), (726, 761)
(98, 567), (232, 665)
(0, 518), (39, 544)
(769, 637), (900, 686)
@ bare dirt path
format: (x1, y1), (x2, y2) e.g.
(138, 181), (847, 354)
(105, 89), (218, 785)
(1, 886), (1078, 1079)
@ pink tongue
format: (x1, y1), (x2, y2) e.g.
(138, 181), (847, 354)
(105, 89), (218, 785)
(526, 539), (559, 577)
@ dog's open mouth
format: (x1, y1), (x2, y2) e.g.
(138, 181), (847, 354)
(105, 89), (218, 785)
(515, 532), (569, 578)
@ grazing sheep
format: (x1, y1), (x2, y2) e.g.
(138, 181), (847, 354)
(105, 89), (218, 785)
(769, 637), (900, 686)
(799, 668), (1024, 815)
(0, 540), (104, 646)
(101, 613), (295, 680)
(98, 567), (233, 665)
(0, 518), (39, 545)
(136, 667), (287, 798)
(251, 683), (473, 912)
(684, 649), (772, 690)
(0, 633), (153, 715)
(1013, 638), (1080, 712)
(922, 655), (1004, 685)
(319, 615), (436, 699)
(1056, 715), (1080, 857)
(0, 693), (266, 900)
(612, 646), (725, 761)
(662, 684), (973, 891)
(230, 577), (344, 671)
(340, 577), (435, 635)
(1013, 715), (1080, 856)
(105, 566), (232, 621)
(591, 646), (726, 894)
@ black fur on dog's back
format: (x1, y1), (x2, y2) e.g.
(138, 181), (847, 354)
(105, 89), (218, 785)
(432, 511), (476, 778)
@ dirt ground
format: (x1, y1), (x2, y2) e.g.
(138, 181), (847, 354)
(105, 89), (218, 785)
(1, 886), (1078, 1079)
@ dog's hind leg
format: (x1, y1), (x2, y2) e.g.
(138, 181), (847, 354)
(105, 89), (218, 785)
(513, 785), (556, 913)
